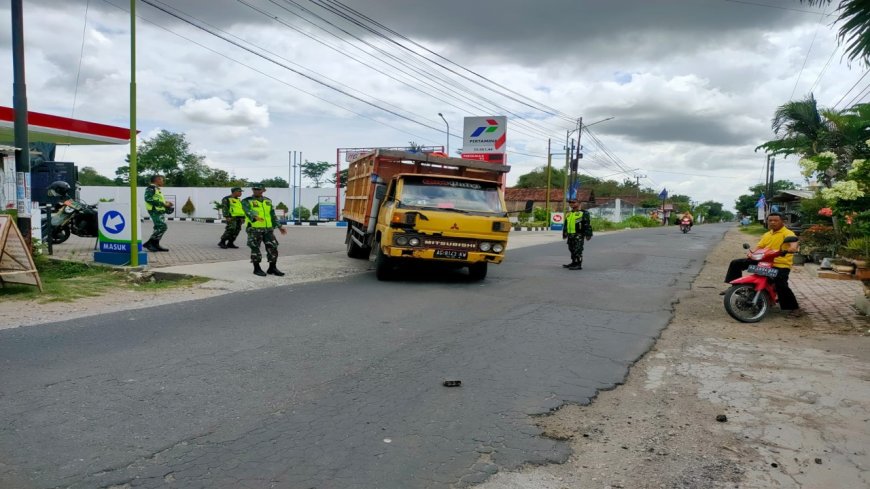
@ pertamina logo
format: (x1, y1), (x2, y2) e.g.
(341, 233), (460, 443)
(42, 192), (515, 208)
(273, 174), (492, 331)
(469, 119), (506, 150)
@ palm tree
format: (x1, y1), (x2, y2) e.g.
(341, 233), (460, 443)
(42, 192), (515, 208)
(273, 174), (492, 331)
(802, 1), (870, 65)
(756, 94), (826, 157)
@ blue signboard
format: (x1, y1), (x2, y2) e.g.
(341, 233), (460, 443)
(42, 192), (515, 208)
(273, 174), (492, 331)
(319, 204), (337, 220)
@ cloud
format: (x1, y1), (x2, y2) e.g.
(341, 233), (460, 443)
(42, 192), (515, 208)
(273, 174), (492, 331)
(180, 97), (270, 128)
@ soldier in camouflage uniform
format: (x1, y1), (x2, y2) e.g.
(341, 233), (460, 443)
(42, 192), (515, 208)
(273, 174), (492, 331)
(143, 175), (173, 252)
(218, 186), (245, 249)
(241, 183), (287, 276)
(562, 199), (593, 270)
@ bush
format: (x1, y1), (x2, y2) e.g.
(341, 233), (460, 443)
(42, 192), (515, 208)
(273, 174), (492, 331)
(623, 215), (660, 228)
(591, 217), (617, 231)
(181, 197), (195, 217)
(800, 224), (840, 256)
(293, 206), (311, 220)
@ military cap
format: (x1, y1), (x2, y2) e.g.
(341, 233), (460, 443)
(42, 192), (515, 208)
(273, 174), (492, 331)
(231, 186), (242, 192)
(250, 183), (265, 189)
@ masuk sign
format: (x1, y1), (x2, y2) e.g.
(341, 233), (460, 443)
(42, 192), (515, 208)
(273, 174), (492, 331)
(94, 202), (147, 266)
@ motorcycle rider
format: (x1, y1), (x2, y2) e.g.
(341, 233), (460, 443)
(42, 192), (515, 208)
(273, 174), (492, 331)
(680, 211), (694, 229)
(143, 175), (173, 252)
(722, 212), (804, 318)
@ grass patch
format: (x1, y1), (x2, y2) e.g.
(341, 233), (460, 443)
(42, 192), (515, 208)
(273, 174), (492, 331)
(0, 257), (207, 303)
(739, 223), (767, 236)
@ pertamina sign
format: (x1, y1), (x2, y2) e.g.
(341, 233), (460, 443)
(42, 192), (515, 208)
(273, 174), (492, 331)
(462, 116), (507, 163)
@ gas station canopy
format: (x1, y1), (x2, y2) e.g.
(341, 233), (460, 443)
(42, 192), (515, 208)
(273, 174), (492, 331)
(0, 106), (130, 145)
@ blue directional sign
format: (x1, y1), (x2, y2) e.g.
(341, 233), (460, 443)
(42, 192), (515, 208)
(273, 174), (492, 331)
(102, 210), (126, 235)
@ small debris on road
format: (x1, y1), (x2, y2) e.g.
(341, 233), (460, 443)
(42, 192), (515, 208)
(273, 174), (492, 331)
(443, 380), (461, 387)
(716, 414), (728, 422)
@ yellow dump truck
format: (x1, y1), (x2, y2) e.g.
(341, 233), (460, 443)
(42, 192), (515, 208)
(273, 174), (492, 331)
(343, 149), (518, 281)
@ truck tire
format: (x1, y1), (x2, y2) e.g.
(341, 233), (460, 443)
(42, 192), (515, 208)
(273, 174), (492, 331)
(374, 243), (393, 281)
(468, 262), (488, 281)
(346, 226), (368, 259)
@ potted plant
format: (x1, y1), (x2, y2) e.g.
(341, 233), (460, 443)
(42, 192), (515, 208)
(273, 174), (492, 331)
(181, 197), (196, 218)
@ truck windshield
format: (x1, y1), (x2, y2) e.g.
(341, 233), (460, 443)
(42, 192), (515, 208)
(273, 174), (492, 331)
(400, 178), (504, 213)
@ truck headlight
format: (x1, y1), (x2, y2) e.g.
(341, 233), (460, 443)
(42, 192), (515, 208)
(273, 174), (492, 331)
(409, 237), (421, 246)
(479, 242), (492, 252)
(492, 243), (504, 253)
(395, 236), (409, 246)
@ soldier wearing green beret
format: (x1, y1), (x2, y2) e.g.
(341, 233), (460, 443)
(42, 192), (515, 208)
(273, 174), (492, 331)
(218, 186), (245, 249)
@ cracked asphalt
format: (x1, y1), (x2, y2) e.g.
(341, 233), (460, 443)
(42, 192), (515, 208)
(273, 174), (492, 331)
(0, 224), (726, 488)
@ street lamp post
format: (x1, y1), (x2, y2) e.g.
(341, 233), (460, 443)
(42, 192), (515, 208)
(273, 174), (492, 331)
(438, 113), (449, 155)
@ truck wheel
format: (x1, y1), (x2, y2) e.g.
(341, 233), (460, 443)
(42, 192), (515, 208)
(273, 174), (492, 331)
(374, 243), (393, 281)
(468, 262), (488, 281)
(346, 227), (368, 259)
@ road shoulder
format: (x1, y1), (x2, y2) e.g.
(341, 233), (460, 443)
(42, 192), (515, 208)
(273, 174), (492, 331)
(476, 226), (869, 489)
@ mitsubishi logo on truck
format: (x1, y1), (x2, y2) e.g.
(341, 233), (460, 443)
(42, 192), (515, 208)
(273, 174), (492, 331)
(451, 223), (459, 230)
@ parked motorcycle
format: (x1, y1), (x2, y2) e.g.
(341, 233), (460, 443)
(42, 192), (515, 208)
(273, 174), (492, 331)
(723, 236), (799, 323)
(679, 218), (692, 233)
(41, 181), (99, 244)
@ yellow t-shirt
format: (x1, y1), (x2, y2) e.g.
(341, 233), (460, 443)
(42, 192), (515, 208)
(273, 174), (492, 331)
(755, 226), (797, 269)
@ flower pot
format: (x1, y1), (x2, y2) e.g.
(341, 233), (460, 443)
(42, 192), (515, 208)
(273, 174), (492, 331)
(833, 264), (855, 274)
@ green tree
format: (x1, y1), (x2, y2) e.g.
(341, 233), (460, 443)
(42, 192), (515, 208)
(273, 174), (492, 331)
(260, 177), (289, 188)
(78, 166), (116, 186)
(328, 168), (348, 188)
(115, 130), (225, 186)
(515, 166), (567, 188)
(301, 160), (334, 188)
(734, 180), (798, 217)
(803, 1), (870, 65)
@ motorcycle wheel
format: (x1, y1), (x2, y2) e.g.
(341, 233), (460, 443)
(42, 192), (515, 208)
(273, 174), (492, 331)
(681, 226), (689, 234)
(51, 227), (71, 244)
(723, 284), (770, 323)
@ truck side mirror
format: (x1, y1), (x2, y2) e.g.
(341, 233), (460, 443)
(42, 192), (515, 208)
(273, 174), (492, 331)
(374, 184), (386, 200)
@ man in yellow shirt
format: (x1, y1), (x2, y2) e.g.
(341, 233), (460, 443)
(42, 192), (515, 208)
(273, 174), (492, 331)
(722, 213), (804, 317)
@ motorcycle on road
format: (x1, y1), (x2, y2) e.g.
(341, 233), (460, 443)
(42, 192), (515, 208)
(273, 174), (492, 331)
(679, 218), (692, 233)
(722, 236), (799, 323)
(40, 181), (99, 245)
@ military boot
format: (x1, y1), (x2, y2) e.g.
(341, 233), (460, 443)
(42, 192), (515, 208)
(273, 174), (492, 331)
(562, 261), (576, 268)
(154, 239), (169, 252)
(143, 239), (159, 252)
(226, 241), (239, 249)
(568, 260), (583, 270)
(218, 239), (228, 249)
(253, 262), (267, 276)
(267, 262), (285, 276)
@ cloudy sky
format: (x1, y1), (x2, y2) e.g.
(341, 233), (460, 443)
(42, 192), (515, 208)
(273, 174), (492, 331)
(1, 0), (867, 209)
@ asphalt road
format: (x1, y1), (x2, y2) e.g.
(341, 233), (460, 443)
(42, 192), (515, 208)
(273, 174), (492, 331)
(0, 224), (729, 488)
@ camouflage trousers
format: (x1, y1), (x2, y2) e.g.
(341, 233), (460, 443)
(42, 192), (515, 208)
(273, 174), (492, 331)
(246, 227), (279, 263)
(567, 234), (586, 263)
(148, 211), (167, 240)
(220, 217), (245, 243)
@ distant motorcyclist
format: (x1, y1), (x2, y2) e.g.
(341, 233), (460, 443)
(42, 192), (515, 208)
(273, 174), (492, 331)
(680, 211), (694, 228)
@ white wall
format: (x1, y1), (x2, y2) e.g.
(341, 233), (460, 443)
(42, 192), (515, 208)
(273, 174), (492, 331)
(79, 186), (346, 220)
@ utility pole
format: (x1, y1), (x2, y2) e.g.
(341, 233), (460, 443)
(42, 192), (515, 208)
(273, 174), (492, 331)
(634, 174), (646, 198)
(11, 0), (31, 245)
(545, 138), (552, 220)
(768, 156), (775, 204)
(569, 117), (582, 202)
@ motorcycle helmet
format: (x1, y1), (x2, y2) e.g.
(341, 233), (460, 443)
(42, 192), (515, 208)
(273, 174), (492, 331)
(47, 181), (71, 198)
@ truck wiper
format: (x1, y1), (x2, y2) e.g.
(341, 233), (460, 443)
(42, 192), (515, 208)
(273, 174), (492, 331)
(418, 206), (470, 214)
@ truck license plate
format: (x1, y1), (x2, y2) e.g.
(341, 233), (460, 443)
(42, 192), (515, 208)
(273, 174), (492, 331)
(434, 249), (467, 260)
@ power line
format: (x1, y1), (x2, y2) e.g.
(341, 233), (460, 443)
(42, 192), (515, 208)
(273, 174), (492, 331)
(807, 43), (840, 94)
(101, 0), (438, 145)
(790, 4), (829, 100)
(721, 0), (832, 16)
(833, 69), (870, 109)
